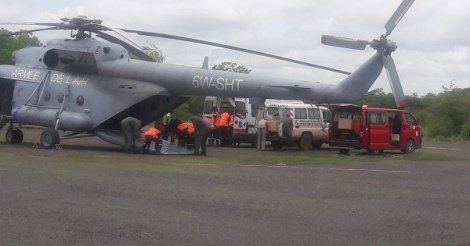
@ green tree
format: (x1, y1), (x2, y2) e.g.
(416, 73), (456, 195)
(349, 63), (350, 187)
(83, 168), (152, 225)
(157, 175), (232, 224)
(212, 61), (252, 74)
(173, 96), (204, 121)
(0, 28), (41, 64)
(355, 88), (395, 108)
(419, 86), (470, 139)
(144, 42), (165, 63)
(404, 93), (424, 112)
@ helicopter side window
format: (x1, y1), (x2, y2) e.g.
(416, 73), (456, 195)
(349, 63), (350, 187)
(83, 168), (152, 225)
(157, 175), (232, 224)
(76, 96), (84, 106)
(57, 93), (64, 103)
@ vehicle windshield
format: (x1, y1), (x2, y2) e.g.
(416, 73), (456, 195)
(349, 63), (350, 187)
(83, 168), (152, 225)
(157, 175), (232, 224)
(266, 107), (280, 120)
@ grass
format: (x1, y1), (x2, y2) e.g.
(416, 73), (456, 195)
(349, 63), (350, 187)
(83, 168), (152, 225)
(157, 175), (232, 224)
(0, 128), (469, 172)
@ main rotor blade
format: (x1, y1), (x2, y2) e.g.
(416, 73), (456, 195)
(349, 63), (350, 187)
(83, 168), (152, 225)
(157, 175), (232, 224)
(0, 22), (61, 27)
(98, 25), (145, 50)
(121, 28), (351, 75)
(381, 54), (406, 108)
(95, 30), (155, 62)
(384, 0), (415, 36)
(321, 35), (369, 50)
(2, 26), (60, 36)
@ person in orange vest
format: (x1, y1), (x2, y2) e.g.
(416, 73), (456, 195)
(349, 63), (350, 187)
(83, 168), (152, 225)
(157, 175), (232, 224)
(176, 121), (195, 147)
(219, 110), (230, 146)
(142, 122), (162, 154)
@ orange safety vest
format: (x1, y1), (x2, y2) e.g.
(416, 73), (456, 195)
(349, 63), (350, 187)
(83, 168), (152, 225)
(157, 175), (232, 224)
(212, 112), (220, 128)
(177, 122), (194, 136)
(229, 114), (234, 126)
(144, 127), (160, 139)
(220, 112), (230, 127)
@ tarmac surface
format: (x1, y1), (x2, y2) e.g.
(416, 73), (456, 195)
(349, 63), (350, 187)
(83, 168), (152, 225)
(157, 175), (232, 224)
(1, 128), (470, 245)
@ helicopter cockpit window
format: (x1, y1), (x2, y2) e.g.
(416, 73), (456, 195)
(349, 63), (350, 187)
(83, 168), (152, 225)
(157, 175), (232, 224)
(57, 93), (64, 103)
(76, 96), (84, 106)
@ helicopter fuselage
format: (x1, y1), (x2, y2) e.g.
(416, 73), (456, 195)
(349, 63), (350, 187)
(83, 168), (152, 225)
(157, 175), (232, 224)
(0, 37), (383, 137)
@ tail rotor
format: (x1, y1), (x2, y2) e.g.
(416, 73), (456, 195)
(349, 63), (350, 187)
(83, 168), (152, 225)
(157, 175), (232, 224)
(321, 0), (415, 108)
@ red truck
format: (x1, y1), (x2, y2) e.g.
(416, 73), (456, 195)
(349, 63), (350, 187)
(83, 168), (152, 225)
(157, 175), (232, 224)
(329, 104), (422, 154)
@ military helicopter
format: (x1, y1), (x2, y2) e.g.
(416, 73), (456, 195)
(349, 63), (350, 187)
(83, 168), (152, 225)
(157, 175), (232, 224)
(0, 0), (414, 150)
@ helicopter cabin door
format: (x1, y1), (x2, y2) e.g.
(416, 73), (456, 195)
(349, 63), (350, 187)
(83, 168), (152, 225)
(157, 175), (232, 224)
(0, 79), (15, 116)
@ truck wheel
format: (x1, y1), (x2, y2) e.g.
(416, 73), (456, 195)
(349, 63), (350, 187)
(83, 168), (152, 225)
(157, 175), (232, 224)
(299, 133), (312, 151)
(40, 129), (60, 149)
(402, 139), (415, 154)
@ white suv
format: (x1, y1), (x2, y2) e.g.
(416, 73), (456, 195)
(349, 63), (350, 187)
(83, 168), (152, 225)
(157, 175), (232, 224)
(263, 102), (330, 150)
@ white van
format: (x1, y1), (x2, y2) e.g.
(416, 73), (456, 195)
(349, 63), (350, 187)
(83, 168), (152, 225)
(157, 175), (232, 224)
(202, 96), (257, 146)
(263, 102), (330, 150)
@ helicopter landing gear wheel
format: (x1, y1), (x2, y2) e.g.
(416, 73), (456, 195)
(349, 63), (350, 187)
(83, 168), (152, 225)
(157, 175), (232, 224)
(5, 129), (23, 144)
(13, 129), (23, 144)
(40, 129), (60, 149)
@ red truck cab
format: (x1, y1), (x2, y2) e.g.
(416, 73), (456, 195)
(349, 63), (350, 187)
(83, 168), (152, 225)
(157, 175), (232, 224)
(329, 104), (422, 153)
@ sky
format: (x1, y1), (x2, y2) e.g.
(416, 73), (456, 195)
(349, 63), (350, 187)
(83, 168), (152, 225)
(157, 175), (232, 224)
(1, 0), (469, 96)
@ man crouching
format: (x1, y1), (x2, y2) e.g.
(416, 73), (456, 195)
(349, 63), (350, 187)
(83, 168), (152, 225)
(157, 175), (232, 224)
(142, 122), (163, 154)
